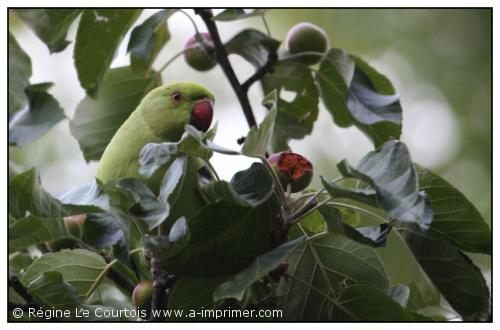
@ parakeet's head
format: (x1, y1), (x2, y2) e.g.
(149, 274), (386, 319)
(140, 82), (215, 140)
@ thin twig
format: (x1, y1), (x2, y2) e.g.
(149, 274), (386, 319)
(195, 9), (258, 128)
(260, 14), (271, 37)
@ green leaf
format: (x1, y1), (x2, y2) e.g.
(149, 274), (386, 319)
(15, 9), (82, 53)
(110, 177), (169, 229)
(279, 231), (389, 320)
(388, 284), (410, 307)
(318, 204), (392, 247)
(335, 284), (415, 321)
(168, 277), (227, 319)
(204, 162), (273, 207)
(162, 156), (207, 230)
(151, 198), (280, 277)
(329, 140), (432, 226)
(214, 9), (268, 21)
(74, 9), (141, 95)
(9, 168), (101, 219)
(396, 221), (490, 320)
(230, 162), (274, 205)
(9, 252), (34, 278)
(9, 83), (66, 146)
(142, 216), (191, 261)
(22, 249), (108, 300)
(70, 66), (161, 161)
(213, 237), (304, 301)
(225, 28), (280, 68)
(241, 91), (277, 156)
(8, 31), (32, 114)
(315, 48), (354, 127)
(9, 214), (67, 251)
(139, 126), (214, 178)
(127, 9), (175, 74)
(84, 213), (124, 248)
(261, 62), (319, 151)
(415, 164), (491, 254)
(321, 176), (377, 207)
(317, 48), (402, 147)
(27, 271), (81, 309)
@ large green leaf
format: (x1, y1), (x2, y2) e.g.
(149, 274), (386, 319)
(74, 9), (141, 95)
(70, 66), (161, 161)
(213, 237), (305, 301)
(8, 31), (32, 114)
(22, 249), (108, 300)
(146, 198), (280, 277)
(415, 164), (491, 254)
(334, 284), (416, 321)
(396, 221), (490, 320)
(241, 91), (277, 156)
(316, 48), (402, 147)
(9, 168), (101, 219)
(9, 83), (66, 146)
(279, 231), (389, 320)
(214, 9), (267, 21)
(15, 9), (82, 53)
(9, 214), (67, 251)
(127, 9), (174, 74)
(27, 271), (82, 309)
(225, 28), (280, 68)
(325, 140), (432, 226)
(261, 62), (319, 151)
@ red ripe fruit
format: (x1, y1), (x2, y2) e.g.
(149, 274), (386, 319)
(268, 151), (313, 193)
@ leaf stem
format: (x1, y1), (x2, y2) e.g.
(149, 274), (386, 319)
(327, 201), (389, 224)
(177, 9), (200, 34)
(203, 159), (220, 181)
(83, 248), (143, 302)
(258, 156), (289, 211)
(260, 14), (272, 37)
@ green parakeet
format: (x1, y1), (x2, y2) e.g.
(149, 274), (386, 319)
(96, 82), (214, 227)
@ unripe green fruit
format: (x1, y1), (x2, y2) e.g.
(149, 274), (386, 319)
(132, 280), (153, 312)
(285, 22), (329, 65)
(45, 214), (86, 252)
(268, 151), (313, 193)
(184, 33), (217, 71)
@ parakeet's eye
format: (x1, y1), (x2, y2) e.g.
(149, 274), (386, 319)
(171, 92), (182, 103)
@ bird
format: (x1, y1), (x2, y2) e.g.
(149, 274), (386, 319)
(95, 82), (214, 228)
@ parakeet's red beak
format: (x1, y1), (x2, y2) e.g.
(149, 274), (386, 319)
(190, 99), (213, 132)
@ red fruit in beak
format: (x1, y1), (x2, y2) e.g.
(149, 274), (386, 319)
(190, 99), (213, 132)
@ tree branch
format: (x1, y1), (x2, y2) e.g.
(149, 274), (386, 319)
(241, 52), (277, 93)
(195, 9), (257, 128)
(9, 277), (36, 305)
